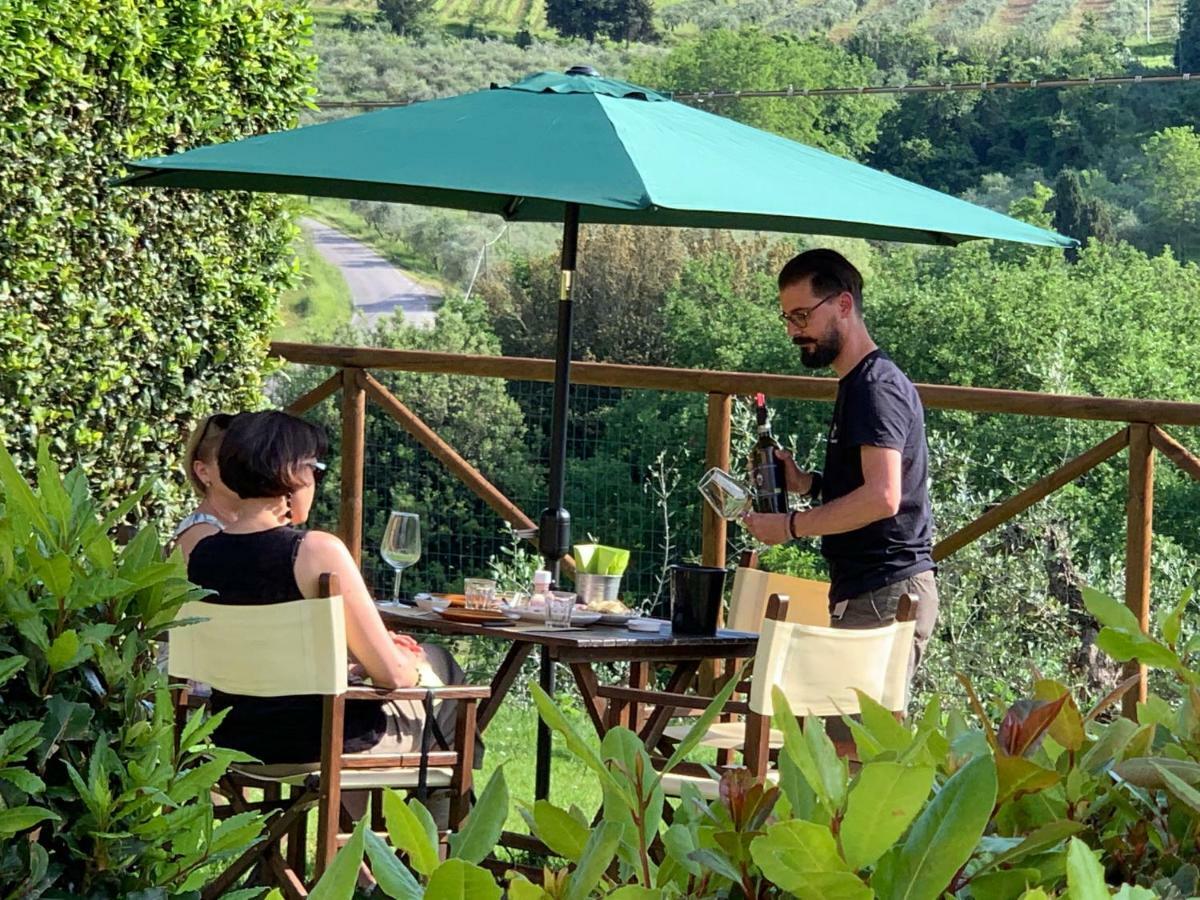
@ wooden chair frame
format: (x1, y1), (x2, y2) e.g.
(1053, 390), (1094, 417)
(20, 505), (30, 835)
(645, 589), (918, 787)
(172, 574), (489, 899)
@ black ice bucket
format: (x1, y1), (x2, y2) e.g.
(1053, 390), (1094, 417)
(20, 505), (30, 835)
(669, 564), (727, 636)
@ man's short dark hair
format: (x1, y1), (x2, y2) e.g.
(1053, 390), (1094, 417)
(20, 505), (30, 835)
(218, 410), (329, 499)
(778, 249), (864, 313)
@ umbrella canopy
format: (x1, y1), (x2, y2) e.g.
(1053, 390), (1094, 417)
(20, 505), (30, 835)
(120, 67), (1077, 573)
(120, 67), (1076, 802)
(121, 70), (1072, 248)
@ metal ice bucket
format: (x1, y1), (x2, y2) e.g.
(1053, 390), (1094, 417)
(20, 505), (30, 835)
(575, 573), (621, 606)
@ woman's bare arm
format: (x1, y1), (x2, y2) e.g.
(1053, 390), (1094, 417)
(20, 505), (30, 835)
(294, 530), (418, 689)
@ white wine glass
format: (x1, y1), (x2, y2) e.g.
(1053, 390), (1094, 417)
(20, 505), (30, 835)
(380, 511), (421, 603)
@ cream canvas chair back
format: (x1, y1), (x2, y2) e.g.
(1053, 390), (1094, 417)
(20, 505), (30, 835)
(169, 597), (349, 697)
(727, 567), (831, 631)
(748, 612), (914, 718)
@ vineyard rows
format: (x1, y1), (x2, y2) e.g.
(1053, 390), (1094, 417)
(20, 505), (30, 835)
(317, 0), (1181, 43)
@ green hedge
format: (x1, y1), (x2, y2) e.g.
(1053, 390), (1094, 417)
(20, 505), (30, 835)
(0, 0), (315, 527)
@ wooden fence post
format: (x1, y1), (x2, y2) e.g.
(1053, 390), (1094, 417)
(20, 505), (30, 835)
(1123, 423), (1154, 717)
(699, 393), (732, 694)
(702, 393), (733, 575)
(340, 367), (366, 566)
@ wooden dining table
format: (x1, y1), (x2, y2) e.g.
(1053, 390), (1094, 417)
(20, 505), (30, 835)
(376, 603), (758, 799)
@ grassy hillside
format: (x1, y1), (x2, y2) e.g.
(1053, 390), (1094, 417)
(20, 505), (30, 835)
(313, 0), (1180, 45)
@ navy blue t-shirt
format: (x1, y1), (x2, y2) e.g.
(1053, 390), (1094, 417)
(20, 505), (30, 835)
(820, 350), (934, 601)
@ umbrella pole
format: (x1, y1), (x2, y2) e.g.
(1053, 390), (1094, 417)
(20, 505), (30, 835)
(535, 202), (580, 800)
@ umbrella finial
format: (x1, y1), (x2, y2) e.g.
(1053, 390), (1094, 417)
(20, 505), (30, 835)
(565, 65), (599, 77)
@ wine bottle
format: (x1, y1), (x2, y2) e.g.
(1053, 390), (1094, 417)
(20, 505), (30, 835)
(750, 393), (789, 514)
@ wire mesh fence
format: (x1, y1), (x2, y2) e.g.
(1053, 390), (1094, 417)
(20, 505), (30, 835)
(281, 369), (723, 615)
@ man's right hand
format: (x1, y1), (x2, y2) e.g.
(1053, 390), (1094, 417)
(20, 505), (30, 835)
(774, 449), (812, 495)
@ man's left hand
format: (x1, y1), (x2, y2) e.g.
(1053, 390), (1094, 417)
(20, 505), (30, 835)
(740, 511), (792, 545)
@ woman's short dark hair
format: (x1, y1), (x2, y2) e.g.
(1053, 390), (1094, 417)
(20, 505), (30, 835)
(217, 411), (329, 499)
(778, 249), (864, 313)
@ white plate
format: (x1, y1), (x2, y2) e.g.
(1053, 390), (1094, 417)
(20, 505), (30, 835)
(595, 612), (636, 626)
(627, 617), (667, 633)
(500, 606), (602, 626)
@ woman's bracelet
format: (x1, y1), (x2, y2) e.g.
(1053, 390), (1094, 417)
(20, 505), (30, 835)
(789, 510), (801, 540)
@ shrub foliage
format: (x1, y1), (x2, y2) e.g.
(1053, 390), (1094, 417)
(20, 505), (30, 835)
(0, 0), (315, 528)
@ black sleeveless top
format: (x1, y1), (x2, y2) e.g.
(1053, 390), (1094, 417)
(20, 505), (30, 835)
(187, 526), (386, 764)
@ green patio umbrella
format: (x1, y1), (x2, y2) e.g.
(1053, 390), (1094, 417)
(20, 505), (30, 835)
(120, 67), (1073, 796)
(120, 67), (1072, 566)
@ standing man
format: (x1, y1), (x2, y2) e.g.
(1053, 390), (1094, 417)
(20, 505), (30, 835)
(742, 249), (938, 685)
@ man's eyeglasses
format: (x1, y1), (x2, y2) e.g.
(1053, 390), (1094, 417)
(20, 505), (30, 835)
(308, 461), (328, 486)
(779, 292), (841, 329)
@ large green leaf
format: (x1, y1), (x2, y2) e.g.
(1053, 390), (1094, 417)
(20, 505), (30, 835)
(564, 820), (622, 900)
(1152, 762), (1200, 815)
(35, 441), (72, 539)
(311, 818), (368, 899)
(751, 820), (871, 899)
(0, 655), (28, 688)
(605, 888), (660, 900)
(1096, 628), (1181, 671)
(657, 660), (746, 779)
(0, 806), (59, 836)
(1082, 586), (1142, 633)
(0, 721), (43, 763)
(450, 767), (508, 864)
(774, 688), (831, 811)
(751, 819), (847, 878)
(688, 849), (742, 884)
(840, 762), (935, 869)
(1065, 837), (1108, 900)
(873, 753), (997, 900)
(531, 800), (590, 862)
(804, 715), (848, 812)
(975, 820), (1083, 875)
(506, 877), (552, 900)
(384, 789), (440, 876)
(0, 767), (45, 795)
(662, 823), (702, 877)
(531, 684), (617, 793)
(996, 756), (1060, 806)
(364, 829), (424, 900)
(855, 689), (913, 753)
(1113, 757), (1200, 788)
(0, 442), (52, 538)
(46, 629), (82, 673)
(424, 859), (501, 900)
(969, 868), (1043, 900)
(772, 688), (846, 812)
(1160, 588), (1193, 648)
(1080, 717), (1138, 771)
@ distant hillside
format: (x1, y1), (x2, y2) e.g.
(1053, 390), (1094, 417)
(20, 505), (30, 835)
(314, 0), (1181, 44)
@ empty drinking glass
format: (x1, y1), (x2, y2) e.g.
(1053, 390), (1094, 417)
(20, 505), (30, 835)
(698, 467), (755, 520)
(544, 591), (577, 629)
(464, 578), (497, 610)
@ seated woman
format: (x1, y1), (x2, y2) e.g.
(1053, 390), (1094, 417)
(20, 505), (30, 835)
(187, 410), (469, 769)
(168, 413), (239, 562)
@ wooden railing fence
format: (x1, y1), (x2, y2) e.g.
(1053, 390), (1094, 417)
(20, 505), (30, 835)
(273, 341), (1200, 714)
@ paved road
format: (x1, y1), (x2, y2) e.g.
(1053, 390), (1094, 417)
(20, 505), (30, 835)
(301, 217), (441, 329)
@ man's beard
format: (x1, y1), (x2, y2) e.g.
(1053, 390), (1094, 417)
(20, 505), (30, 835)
(794, 325), (841, 369)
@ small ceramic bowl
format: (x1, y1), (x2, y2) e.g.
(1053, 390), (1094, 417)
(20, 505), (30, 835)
(415, 594), (451, 613)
